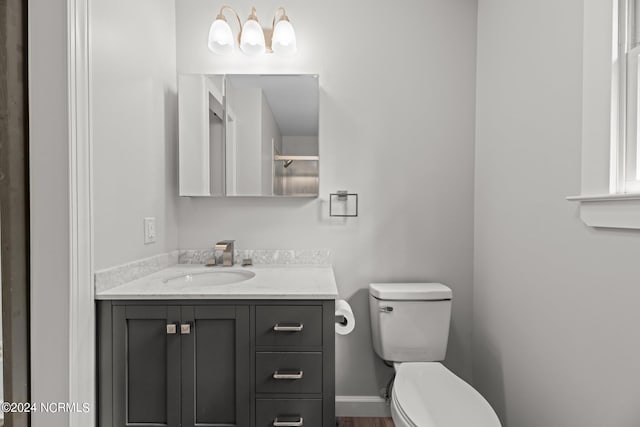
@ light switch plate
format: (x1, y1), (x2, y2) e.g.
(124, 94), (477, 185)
(144, 217), (156, 244)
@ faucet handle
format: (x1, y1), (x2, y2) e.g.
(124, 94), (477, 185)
(215, 240), (235, 250)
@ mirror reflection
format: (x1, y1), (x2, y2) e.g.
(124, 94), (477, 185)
(178, 74), (319, 197)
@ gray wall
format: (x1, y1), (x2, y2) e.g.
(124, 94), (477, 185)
(91, 0), (179, 270)
(474, 0), (640, 426)
(28, 0), (70, 425)
(282, 136), (318, 156)
(261, 94), (281, 195)
(176, 0), (478, 396)
(227, 85), (263, 195)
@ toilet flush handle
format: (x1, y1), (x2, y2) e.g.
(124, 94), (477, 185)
(379, 306), (394, 313)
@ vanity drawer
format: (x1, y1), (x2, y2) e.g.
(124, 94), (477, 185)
(256, 306), (323, 347)
(256, 399), (322, 427)
(256, 352), (322, 394)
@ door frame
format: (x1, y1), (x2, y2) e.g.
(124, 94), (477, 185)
(67, 0), (95, 426)
(0, 0), (31, 425)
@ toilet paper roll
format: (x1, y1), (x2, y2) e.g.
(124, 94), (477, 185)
(335, 299), (355, 335)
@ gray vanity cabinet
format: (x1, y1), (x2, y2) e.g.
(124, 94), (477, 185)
(180, 305), (250, 427)
(109, 305), (182, 427)
(98, 300), (335, 427)
(99, 303), (250, 427)
(253, 303), (334, 427)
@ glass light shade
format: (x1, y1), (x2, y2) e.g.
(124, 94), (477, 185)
(272, 19), (297, 55)
(208, 18), (234, 55)
(240, 19), (266, 56)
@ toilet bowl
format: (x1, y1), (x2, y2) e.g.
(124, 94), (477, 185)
(390, 362), (500, 427)
(369, 283), (501, 427)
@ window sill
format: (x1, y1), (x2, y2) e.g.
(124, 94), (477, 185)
(567, 193), (640, 229)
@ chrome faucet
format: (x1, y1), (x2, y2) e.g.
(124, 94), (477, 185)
(215, 240), (235, 267)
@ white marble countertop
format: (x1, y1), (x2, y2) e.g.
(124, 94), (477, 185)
(95, 264), (338, 300)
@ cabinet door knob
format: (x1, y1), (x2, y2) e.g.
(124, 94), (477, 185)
(272, 370), (304, 380)
(166, 323), (177, 335)
(273, 417), (304, 427)
(273, 323), (304, 332)
(180, 323), (191, 335)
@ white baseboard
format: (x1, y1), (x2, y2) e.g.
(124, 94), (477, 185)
(335, 395), (391, 417)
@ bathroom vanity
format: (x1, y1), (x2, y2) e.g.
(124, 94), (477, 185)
(96, 264), (338, 427)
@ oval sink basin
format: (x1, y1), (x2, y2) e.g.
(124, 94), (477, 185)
(162, 270), (255, 287)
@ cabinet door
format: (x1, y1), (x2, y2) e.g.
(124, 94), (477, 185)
(112, 305), (181, 427)
(180, 305), (250, 427)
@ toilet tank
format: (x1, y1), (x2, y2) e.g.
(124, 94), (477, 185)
(369, 283), (452, 362)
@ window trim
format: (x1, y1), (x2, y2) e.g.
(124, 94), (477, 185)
(570, 0), (640, 229)
(619, 0), (640, 193)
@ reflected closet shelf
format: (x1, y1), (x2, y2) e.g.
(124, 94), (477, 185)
(274, 155), (319, 161)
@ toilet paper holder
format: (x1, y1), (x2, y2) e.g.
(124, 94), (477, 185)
(335, 315), (348, 326)
(334, 299), (355, 335)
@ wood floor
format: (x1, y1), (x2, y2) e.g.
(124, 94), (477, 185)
(338, 417), (395, 427)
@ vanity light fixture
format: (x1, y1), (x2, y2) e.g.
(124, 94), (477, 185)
(270, 8), (297, 55)
(239, 7), (265, 56)
(207, 6), (240, 55)
(207, 6), (297, 56)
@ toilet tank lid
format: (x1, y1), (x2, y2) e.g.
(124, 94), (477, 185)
(369, 283), (452, 300)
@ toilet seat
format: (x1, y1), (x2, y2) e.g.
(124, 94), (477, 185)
(392, 362), (501, 427)
(391, 388), (420, 427)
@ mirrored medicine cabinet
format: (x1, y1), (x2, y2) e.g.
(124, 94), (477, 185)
(178, 74), (319, 197)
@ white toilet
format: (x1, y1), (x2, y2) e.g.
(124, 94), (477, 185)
(369, 283), (501, 427)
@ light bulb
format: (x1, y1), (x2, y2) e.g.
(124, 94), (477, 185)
(240, 18), (265, 56)
(208, 17), (234, 55)
(272, 18), (296, 55)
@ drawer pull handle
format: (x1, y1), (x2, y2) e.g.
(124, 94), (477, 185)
(180, 323), (191, 335)
(273, 370), (304, 380)
(273, 416), (304, 427)
(273, 323), (304, 332)
(166, 323), (177, 335)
